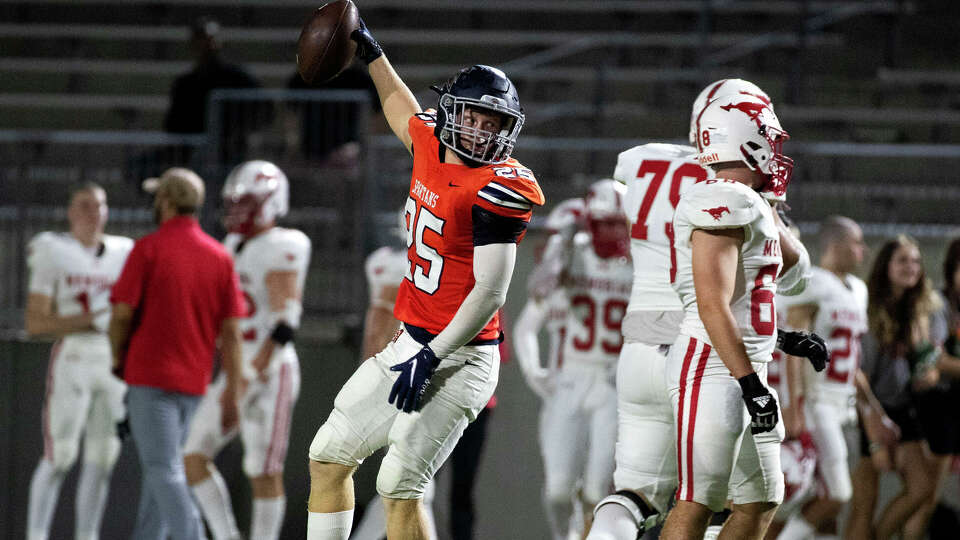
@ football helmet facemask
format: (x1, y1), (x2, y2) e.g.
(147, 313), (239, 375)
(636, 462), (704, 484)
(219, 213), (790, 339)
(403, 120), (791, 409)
(585, 179), (629, 259)
(695, 95), (793, 200)
(222, 160), (289, 235)
(431, 65), (524, 166)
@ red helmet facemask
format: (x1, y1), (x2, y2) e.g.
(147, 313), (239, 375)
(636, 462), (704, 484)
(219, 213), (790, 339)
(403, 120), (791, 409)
(589, 218), (629, 259)
(222, 193), (267, 235)
(758, 123), (794, 199)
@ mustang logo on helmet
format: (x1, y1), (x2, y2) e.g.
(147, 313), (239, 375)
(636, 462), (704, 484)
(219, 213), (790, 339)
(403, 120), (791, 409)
(720, 101), (768, 122)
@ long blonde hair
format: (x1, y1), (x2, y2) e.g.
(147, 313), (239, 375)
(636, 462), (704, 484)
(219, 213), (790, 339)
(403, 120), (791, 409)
(867, 235), (939, 352)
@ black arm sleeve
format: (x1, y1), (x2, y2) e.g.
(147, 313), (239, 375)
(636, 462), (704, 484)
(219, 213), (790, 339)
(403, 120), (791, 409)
(472, 205), (528, 246)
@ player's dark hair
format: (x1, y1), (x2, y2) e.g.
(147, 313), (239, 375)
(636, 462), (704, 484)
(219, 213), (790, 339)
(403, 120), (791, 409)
(69, 182), (106, 203)
(867, 234), (938, 351)
(819, 215), (856, 251)
(943, 237), (960, 304)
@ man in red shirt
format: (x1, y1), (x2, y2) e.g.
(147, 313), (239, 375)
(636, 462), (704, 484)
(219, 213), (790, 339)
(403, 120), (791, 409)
(109, 167), (245, 540)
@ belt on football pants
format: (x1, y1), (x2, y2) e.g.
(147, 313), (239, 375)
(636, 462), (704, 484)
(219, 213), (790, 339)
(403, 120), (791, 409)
(403, 323), (504, 347)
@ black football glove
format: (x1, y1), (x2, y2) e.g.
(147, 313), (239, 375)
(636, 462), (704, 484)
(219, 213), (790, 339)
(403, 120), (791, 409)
(351, 17), (383, 65)
(389, 345), (441, 413)
(738, 372), (779, 434)
(777, 329), (829, 372)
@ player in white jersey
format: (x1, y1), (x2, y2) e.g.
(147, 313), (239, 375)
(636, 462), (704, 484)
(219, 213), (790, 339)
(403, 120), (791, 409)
(183, 161), (310, 540)
(776, 216), (898, 540)
(515, 198), (584, 399)
(528, 181), (632, 540)
(661, 93), (801, 540)
(25, 183), (133, 540)
(587, 81), (822, 540)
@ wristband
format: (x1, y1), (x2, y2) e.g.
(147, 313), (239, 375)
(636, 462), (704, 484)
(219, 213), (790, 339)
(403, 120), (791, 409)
(271, 321), (295, 345)
(737, 372), (764, 394)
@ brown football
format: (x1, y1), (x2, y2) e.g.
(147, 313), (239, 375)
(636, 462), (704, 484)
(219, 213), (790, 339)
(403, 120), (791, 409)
(296, 0), (360, 86)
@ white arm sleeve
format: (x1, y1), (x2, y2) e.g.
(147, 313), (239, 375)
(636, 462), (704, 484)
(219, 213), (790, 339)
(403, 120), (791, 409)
(429, 243), (516, 358)
(779, 240), (811, 296)
(513, 299), (549, 380)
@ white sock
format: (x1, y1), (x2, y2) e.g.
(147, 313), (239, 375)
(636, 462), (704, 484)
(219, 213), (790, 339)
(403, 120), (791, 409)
(75, 463), (112, 540)
(192, 473), (241, 540)
(778, 515), (816, 540)
(545, 494), (574, 540)
(703, 524), (723, 540)
(308, 510), (354, 540)
(28, 459), (67, 540)
(585, 501), (642, 540)
(350, 496), (386, 540)
(252, 495), (286, 540)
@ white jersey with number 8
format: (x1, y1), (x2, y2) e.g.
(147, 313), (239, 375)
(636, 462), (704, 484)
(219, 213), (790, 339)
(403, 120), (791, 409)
(672, 179), (782, 363)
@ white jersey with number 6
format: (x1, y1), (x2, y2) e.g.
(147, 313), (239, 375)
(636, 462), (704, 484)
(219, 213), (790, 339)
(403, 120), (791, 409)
(672, 179), (782, 363)
(781, 266), (868, 403)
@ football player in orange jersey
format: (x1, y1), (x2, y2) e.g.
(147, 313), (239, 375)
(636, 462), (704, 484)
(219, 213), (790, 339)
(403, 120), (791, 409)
(305, 15), (544, 540)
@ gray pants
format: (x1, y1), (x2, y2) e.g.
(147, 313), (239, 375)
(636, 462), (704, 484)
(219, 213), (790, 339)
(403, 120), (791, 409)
(127, 384), (205, 540)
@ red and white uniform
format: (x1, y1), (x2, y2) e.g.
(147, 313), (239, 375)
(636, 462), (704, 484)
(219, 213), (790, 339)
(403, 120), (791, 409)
(310, 113), (543, 499)
(780, 267), (867, 501)
(185, 227), (310, 477)
(668, 179), (785, 511)
(612, 143), (711, 512)
(28, 232), (132, 469)
(540, 232), (632, 508)
(365, 246), (408, 308)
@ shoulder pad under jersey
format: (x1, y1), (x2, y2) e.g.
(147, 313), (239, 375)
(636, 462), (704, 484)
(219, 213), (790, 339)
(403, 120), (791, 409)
(676, 179), (761, 230)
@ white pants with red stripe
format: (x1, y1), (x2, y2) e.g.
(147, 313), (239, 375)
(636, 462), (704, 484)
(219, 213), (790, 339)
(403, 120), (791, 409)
(41, 336), (127, 470)
(666, 335), (784, 512)
(184, 353), (300, 477)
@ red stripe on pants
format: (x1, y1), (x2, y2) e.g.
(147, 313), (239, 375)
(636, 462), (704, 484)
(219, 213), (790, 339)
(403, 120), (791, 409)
(675, 337), (698, 500)
(683, 342), (712, 501)
(42, 340), (63, 461)
(264, 363), (291, 475)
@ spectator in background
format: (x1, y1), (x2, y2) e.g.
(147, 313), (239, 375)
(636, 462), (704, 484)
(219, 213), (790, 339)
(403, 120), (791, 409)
(164, 17), (267, 163)
(848, 235), (944, 540)
(917, 238), (960, 539)
(286, 61), (379, 164)
(108, 168), (246, 540)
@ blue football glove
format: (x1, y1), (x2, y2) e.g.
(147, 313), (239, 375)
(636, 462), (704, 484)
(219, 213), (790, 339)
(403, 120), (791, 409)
(389, 345), (441, 413)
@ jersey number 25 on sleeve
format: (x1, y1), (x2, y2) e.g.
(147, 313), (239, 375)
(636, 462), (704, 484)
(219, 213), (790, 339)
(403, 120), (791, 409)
(404, 196), (446, 294)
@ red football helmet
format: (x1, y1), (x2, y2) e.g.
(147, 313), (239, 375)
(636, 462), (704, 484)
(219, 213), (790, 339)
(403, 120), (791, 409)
(584, 179), (629, 259)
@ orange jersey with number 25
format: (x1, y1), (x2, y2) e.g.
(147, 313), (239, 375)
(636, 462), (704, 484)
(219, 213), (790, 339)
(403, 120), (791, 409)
(394, 112), (545, 340)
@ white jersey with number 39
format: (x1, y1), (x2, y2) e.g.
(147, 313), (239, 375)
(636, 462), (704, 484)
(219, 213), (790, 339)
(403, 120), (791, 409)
(615, 144), (711, 313)
(672, 179), (782, 363)
(28, 232), (133, 345)
(560, 233), (633, 367)
(225, 227), (311, 379)
(781, 267), (868, 402)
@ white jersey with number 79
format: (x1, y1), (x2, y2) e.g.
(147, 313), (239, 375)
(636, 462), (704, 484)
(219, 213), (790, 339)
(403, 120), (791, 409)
(614, 143), (711, 313)
(671, 179), (783, 363)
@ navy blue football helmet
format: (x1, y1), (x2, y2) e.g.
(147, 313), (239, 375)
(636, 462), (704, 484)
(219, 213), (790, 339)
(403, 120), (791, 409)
(431, 65), (524, 165)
